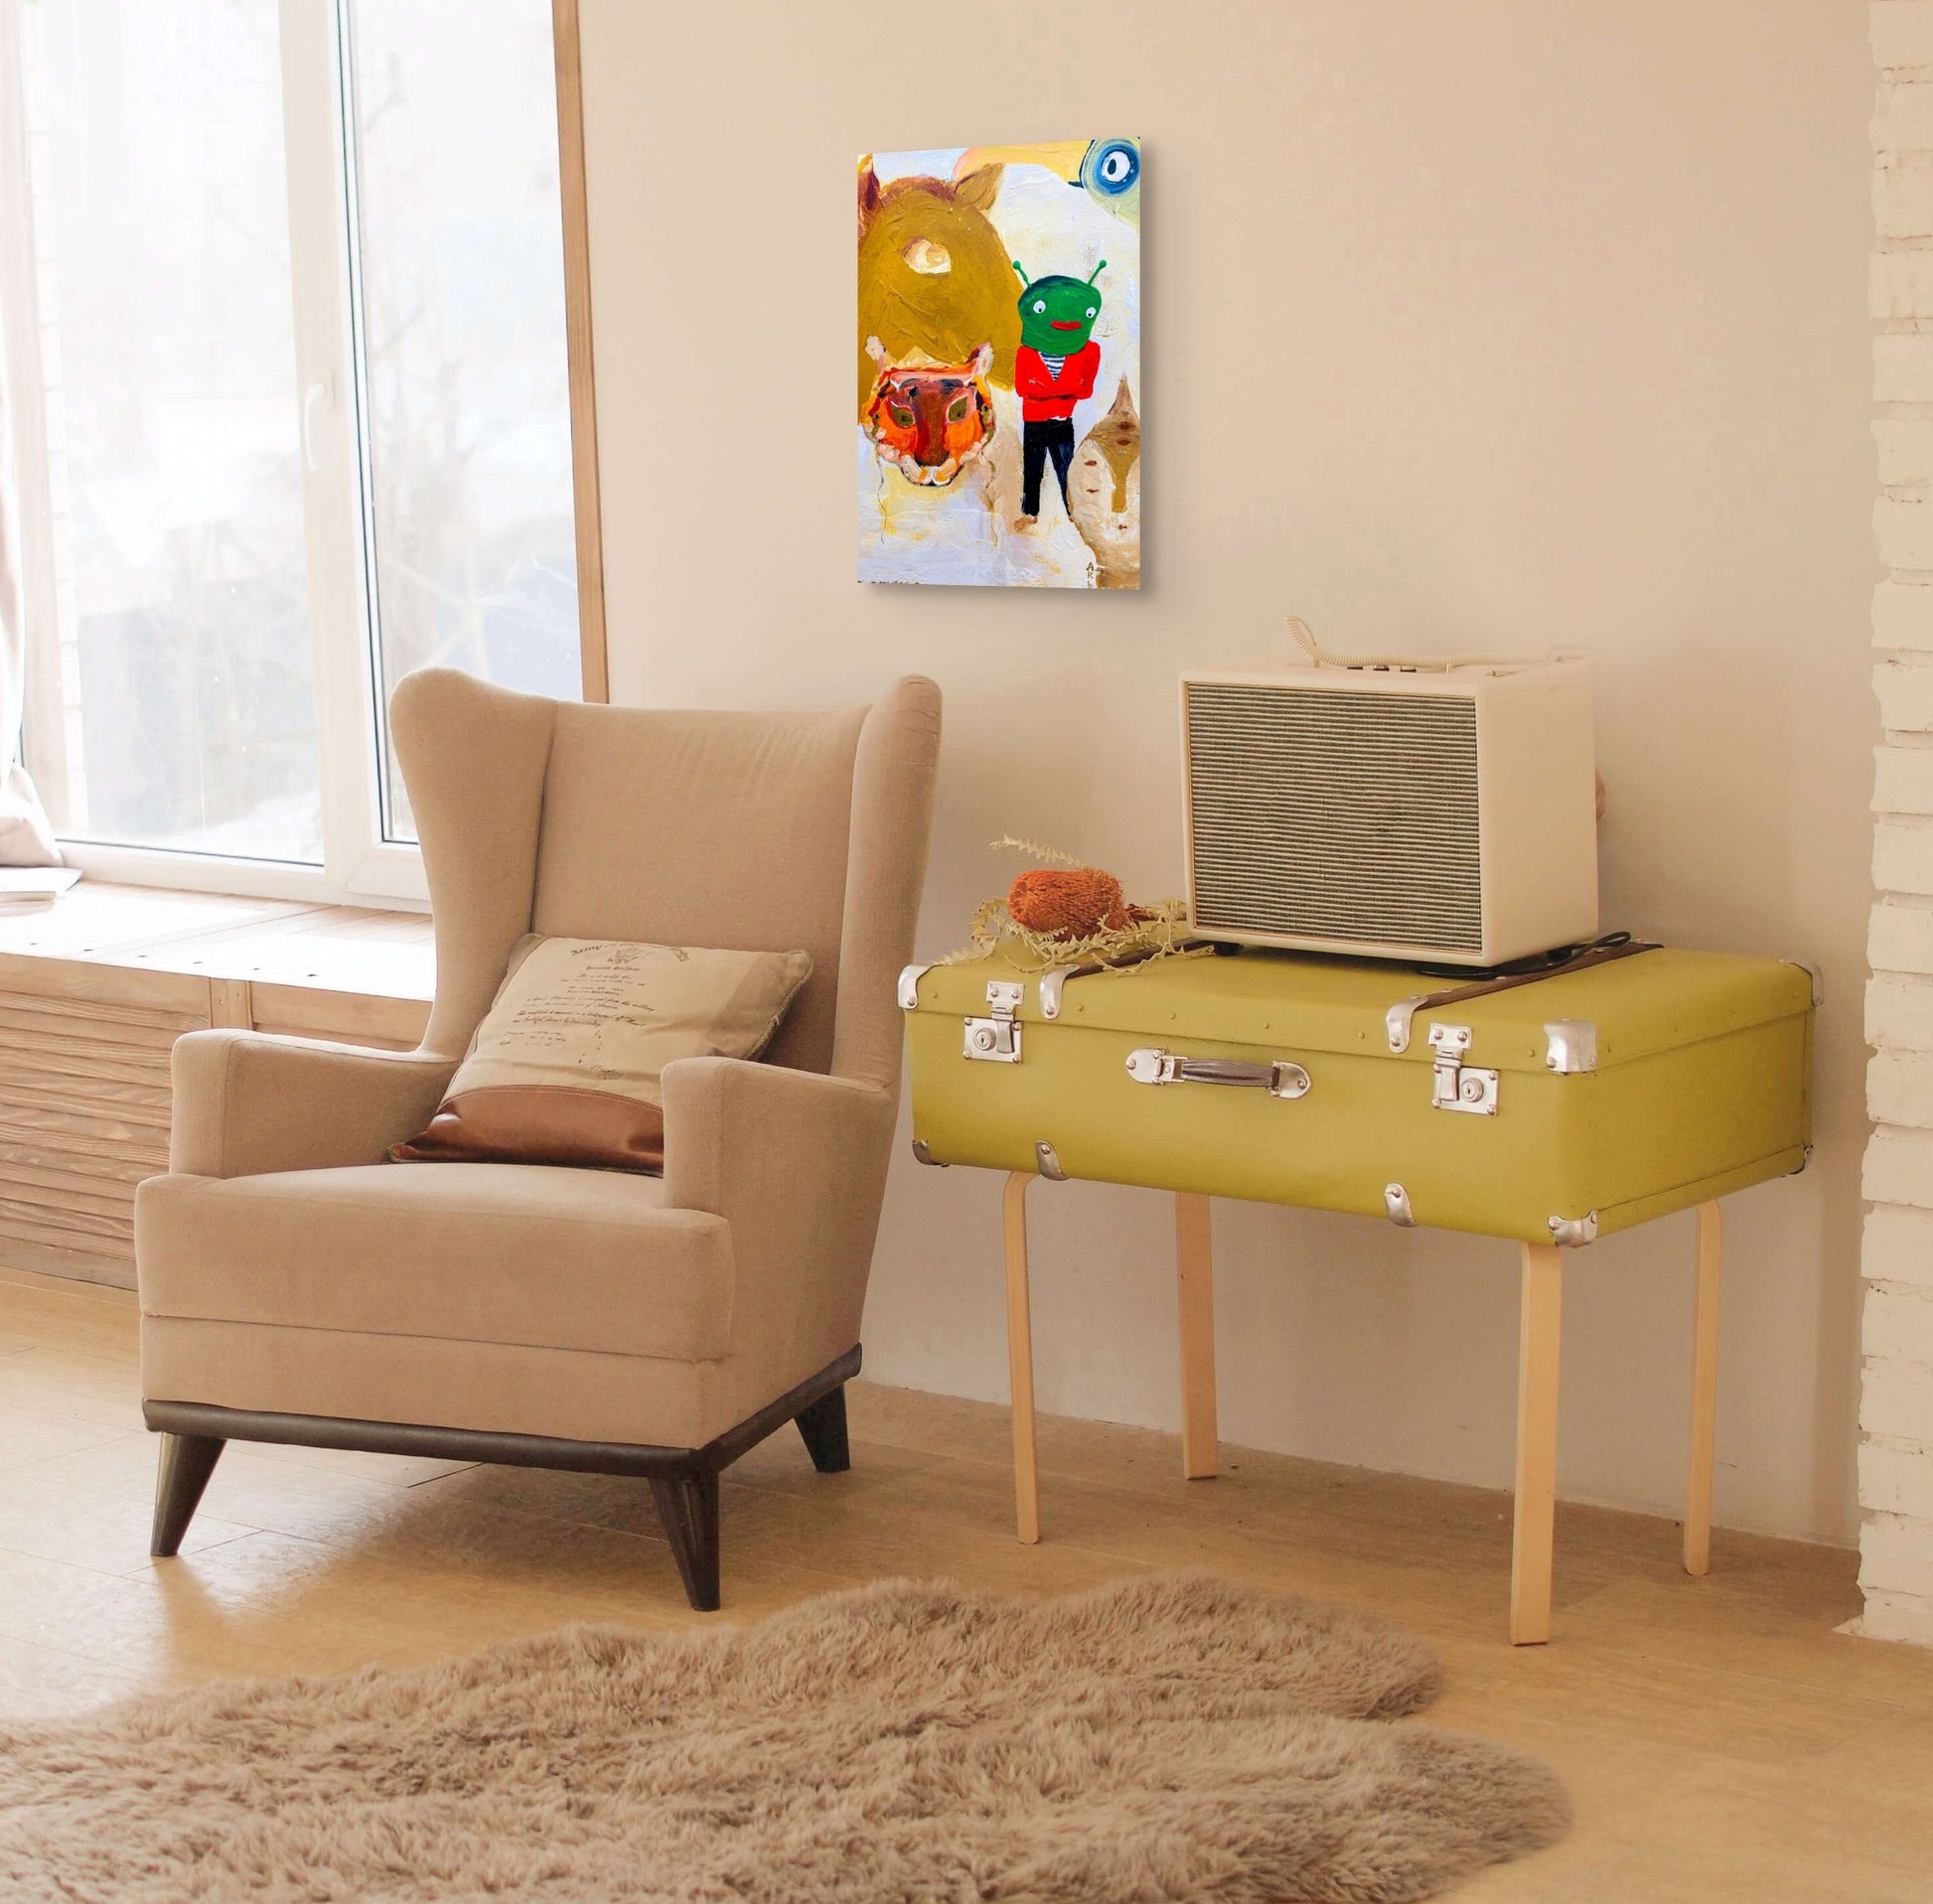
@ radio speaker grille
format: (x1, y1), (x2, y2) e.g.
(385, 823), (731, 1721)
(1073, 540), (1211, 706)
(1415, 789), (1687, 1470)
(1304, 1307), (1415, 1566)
(1186, 682), (1483, 952)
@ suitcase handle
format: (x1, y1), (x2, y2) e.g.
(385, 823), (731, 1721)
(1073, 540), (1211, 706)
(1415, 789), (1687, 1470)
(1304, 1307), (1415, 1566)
(1124, 1048), (1312, 1099)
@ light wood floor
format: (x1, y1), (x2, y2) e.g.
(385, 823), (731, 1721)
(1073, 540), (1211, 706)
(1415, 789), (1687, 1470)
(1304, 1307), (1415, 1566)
(2, 1266), (1930, 1900)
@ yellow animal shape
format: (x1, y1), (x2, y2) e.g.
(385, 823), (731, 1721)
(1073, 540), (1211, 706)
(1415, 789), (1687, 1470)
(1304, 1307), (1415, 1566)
(857, 158), (1019, 415)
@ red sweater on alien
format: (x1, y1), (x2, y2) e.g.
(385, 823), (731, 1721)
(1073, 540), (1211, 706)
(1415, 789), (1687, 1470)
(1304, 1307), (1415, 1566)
(1014, 342), (1102, 422)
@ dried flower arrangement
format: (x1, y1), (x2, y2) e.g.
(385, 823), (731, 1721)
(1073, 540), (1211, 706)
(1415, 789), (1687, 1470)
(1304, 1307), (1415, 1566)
(945, 838), (1206, 972)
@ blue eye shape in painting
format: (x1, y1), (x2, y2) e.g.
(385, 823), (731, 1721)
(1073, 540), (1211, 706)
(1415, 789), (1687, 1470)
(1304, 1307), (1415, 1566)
(1082, 139), (1139, 199)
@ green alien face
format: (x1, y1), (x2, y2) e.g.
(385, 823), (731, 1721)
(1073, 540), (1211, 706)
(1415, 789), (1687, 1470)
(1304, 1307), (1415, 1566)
(1012, 261), (1105, 354)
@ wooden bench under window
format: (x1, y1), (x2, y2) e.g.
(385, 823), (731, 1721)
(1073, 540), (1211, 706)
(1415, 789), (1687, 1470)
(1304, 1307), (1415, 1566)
(0, 883), (433, 1289)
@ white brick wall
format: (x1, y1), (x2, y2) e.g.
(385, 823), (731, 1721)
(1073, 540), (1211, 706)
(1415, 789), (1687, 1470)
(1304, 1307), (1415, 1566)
(1864, 2), (1933, 1648)
(1867, 972), (1933, 1051)
(1869, 896), (1933, 970)
(1871, 252), (1933, 320)
(1864, 1200), (1933, 1283)
(1874, 417), (1933, 487)
(1871, 744), (1933, 811)
(1861, 1433), (1933, 1514)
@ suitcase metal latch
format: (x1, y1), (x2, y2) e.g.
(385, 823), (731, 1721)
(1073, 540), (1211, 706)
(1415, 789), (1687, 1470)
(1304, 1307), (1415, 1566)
(1428, 1023), (1499, 1115)
(964, 981), (1025, 1063)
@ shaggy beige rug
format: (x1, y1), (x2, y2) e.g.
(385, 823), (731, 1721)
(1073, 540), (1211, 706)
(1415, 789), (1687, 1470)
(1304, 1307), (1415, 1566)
(0, 1573), (1565, 1902)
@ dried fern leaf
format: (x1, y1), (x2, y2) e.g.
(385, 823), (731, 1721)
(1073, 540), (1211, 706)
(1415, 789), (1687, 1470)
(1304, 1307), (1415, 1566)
(989, 835), (1084, 869)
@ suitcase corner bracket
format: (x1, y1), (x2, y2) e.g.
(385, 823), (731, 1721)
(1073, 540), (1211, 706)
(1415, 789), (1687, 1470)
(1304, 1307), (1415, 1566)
(897, 962), (935, 1011)
(910, 1138), (948, 1167)
(1543, 1019), (1598, 1074)
(1038, 966), (1083, 1019)
(1386, 995), (1430, 1053)
(1383, 1183), (1416, 1228)
(1548, 1211), (1599, 1247)
(1783, 957), (1823, 1008)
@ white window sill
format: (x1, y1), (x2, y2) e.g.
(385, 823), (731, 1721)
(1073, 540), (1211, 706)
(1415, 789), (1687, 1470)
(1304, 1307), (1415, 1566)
(55, 840), (430, 914)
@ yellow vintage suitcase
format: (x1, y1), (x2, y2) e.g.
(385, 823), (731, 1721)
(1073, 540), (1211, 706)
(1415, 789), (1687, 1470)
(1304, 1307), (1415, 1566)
(900, 945), (1815, 1246)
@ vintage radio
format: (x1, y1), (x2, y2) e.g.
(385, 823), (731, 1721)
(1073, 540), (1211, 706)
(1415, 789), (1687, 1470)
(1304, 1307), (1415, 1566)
(1181, 656), (1597, 967)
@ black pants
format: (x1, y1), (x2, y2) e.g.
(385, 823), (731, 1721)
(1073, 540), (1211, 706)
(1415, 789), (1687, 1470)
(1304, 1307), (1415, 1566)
(1021, 419), (1077, 517)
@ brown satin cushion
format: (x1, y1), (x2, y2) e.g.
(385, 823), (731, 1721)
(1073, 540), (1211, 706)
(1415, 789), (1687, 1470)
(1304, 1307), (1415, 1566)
(391, 937), (813, 1173)
(391, 1086), (667, 1171)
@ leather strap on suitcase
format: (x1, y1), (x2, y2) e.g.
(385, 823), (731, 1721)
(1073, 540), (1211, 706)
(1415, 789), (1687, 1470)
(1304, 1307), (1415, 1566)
(1384, 934), (1660, 1054)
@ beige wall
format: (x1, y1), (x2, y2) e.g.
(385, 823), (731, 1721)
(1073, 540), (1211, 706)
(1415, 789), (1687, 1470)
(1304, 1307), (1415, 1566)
(578, 0), (1874, 1542)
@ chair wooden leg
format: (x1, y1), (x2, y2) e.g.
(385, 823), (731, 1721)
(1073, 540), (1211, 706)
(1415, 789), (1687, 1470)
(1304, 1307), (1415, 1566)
(150, 1432), (224, 1557)
(1175, 1192), (1219, 1479)
(1685, 1200), (1723, 1577)
(1003, 1170), (1041, 1545)
(650, 1467), (721, 1612)
(1510, 1243), (1563, 1646)
(795, 1384), (850, 1473)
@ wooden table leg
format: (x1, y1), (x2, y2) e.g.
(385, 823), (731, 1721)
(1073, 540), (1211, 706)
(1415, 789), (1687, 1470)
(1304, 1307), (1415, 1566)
(1002, 1170), (1041, 1545)
(1175, 1192), (1219, 1479)
(1684, 1200), (1723, 1577)
(1511, 1241), (1563, 1646)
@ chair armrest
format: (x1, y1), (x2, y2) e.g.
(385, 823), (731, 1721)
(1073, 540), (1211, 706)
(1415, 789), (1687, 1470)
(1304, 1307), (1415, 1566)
(169, 1030), (459, 1180)
(661, 1057), (897, 1362)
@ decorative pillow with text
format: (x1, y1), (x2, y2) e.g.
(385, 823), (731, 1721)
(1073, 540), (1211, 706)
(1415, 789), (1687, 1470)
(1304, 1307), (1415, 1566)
(391, 936), (813, 1173)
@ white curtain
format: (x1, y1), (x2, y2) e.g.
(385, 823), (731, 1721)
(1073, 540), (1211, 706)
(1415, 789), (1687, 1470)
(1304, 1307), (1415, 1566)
(0, 293), (60, 867)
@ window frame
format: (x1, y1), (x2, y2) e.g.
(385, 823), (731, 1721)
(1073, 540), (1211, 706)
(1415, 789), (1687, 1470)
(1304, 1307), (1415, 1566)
(0, 0), (607, 912)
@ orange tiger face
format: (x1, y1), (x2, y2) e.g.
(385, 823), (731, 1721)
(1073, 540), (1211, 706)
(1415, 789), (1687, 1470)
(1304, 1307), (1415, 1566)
(863, 340), (995, 487)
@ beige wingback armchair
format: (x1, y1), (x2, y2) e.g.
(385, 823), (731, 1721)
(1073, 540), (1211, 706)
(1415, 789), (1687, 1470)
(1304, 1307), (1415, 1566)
(134, 668), (942, 1609)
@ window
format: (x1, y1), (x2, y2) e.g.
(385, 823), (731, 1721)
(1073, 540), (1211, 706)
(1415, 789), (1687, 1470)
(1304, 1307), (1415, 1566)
(0, 0), (589, 902)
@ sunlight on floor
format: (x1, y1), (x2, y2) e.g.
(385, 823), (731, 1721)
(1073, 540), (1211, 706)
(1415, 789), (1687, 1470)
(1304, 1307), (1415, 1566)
(1, 1263), (1930, 1900)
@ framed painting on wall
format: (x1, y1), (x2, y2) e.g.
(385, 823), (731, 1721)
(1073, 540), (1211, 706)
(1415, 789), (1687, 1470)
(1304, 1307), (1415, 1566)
(857, 139), (1140, 590)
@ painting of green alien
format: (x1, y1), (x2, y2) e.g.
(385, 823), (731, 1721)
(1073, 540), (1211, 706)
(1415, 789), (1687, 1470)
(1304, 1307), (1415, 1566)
(857, 138), (1140, 589)
(1012, 260), (1105, 524)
